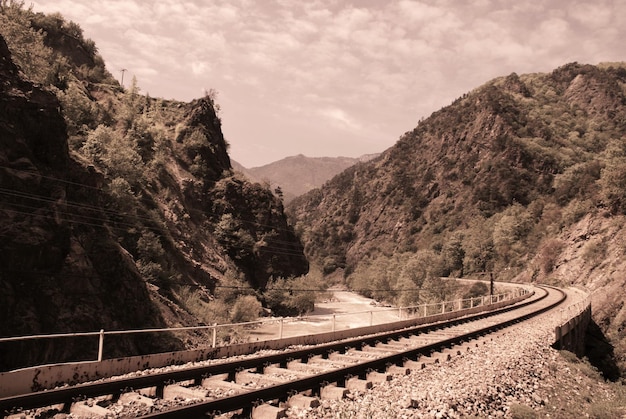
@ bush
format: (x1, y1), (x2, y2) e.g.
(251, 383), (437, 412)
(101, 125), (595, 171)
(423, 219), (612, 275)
(136, 230), (165, 262)
(463, 281), (489, 299)
(582, 240), (607, 267)
(599, 161), (626, 214)
(230, 295), (262, 323)
(0, 2), (57, 85)
(263, 275), (322, 316)
(539, 238), (564, 273)
(136, 260), (163, 282)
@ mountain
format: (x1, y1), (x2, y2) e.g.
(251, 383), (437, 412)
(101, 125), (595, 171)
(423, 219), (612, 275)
(287, 62), (626, 376)
(0, 5), (307, 370)
(233, 154), (379, 203)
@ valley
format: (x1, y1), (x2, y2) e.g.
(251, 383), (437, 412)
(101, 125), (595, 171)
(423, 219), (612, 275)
(1, 2), (626, 416)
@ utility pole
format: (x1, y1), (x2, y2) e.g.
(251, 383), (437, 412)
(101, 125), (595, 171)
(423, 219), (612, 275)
(120, 68), (127, 88)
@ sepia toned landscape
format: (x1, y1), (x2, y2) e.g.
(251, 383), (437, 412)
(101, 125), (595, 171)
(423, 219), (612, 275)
(1, 1), (626, 417)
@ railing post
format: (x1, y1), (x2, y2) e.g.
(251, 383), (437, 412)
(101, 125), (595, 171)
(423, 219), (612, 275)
(332, 314), (336, 332)
(97, 329), (104, 362)
(212, 325), (217, 348)
(370, 311), (373, 326)
(279, 319), (284, 339)
(441, 302), (445, 313)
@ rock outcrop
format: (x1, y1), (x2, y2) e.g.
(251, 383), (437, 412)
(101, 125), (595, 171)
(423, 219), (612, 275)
(0, 35), (181, 370)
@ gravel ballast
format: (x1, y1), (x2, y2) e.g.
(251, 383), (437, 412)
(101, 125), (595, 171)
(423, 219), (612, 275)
(287, 290), (624, 418)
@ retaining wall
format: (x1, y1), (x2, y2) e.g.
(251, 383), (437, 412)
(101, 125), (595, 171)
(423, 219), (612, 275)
(553, 301), (592, 357)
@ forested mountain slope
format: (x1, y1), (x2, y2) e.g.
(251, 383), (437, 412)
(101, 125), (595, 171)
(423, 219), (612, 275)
(288, 62), (626, 374)
(0, 4), (308, 370)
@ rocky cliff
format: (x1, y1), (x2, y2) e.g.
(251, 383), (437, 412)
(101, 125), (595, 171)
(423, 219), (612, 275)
(0, 14), (307, 370)
(0, 35), (180, 369)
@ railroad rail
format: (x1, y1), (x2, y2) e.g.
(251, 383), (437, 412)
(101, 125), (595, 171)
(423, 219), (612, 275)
(1, 286), (566, 418)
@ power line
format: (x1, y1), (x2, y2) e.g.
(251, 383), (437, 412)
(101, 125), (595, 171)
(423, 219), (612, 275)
(0, 267), (436, 295)
(0, 164), (302, 236)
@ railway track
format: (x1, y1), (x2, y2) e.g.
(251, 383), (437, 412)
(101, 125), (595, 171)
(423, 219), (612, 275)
(1, 286), (565, 419)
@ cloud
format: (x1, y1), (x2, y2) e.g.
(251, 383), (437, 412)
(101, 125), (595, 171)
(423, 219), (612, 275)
(29, 0), (626, 166)
(320, 107), (361, 131)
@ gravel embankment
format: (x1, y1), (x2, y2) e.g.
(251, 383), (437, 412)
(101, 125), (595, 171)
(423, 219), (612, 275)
(287, 290), (624, 418)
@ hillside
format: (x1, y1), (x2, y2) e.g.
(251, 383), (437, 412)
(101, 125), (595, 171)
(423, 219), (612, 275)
(288, 62), (626, 375)
(233, 154), (379, 203)
(0, 5), (308, 370)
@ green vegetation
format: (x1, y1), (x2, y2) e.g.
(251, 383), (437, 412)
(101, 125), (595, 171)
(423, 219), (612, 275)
(289, 61), (626, 288)
(0, 1), (309, 345)
(263, 272), (328, 316)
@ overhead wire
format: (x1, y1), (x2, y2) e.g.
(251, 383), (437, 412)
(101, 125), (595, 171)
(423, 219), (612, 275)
(0, 267), (430, 294)
(0, 164), (303, 236)
(0, 170), (308, 258)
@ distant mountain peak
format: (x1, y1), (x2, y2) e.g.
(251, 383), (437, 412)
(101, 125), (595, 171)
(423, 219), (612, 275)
(233, 153), (379, 203)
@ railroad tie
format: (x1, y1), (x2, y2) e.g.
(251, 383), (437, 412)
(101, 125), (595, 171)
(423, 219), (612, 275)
(251, 403), (287, 419)
(162, 384), (208, 400)
(201, 377), (247, 395)
(263, 365), (312, 378)
(288, 394), (321, 409)
(386, 364), (411, 375)
(320, 384), (350, 400)
(345, 376), (373, 392)
(403, 359), (426, 370)
(118, 392), (154, 407)
(236, 370), (286, 386)
(69, 400), (109, 417)
(366, 371), (392, 384)
(286, 359), (323, 373)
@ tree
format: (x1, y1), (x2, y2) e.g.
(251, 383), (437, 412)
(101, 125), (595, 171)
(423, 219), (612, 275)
(599, 159), (626, 214)
(0, 0), (57, 84)
(441, 233), (465, 276)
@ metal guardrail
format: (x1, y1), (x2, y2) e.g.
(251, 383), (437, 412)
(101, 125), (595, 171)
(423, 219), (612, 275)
(0, 289), (527, 369)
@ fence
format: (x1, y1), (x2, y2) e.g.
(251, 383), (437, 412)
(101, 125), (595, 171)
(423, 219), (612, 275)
(0, 289), (527, 369)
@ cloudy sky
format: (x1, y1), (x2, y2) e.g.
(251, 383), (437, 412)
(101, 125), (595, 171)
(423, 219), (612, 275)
(30, 1), (626, 167)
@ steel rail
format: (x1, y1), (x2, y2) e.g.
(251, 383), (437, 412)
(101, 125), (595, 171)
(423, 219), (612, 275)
(0, 287), (548, 416)
(139, 286), (565, 418)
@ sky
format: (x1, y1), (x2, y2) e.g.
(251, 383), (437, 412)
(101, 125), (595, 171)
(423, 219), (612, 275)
(30, 0), (626, 168)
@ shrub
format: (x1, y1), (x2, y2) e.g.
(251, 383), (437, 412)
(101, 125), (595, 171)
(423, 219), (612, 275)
(561, 199), (594, 226)
(582, 240), (607, 267)
(463, 281), (489, 299)
(0, 2), (57, 85)
(136, 230), (165, 262)
(539, 238), (564, 273)
(136, 260), (163, 282)
(263, 275), (322, 316)
(230, 295), (262, 323)
(56, 80), (98, 137)
(599, 160), (626, 214)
